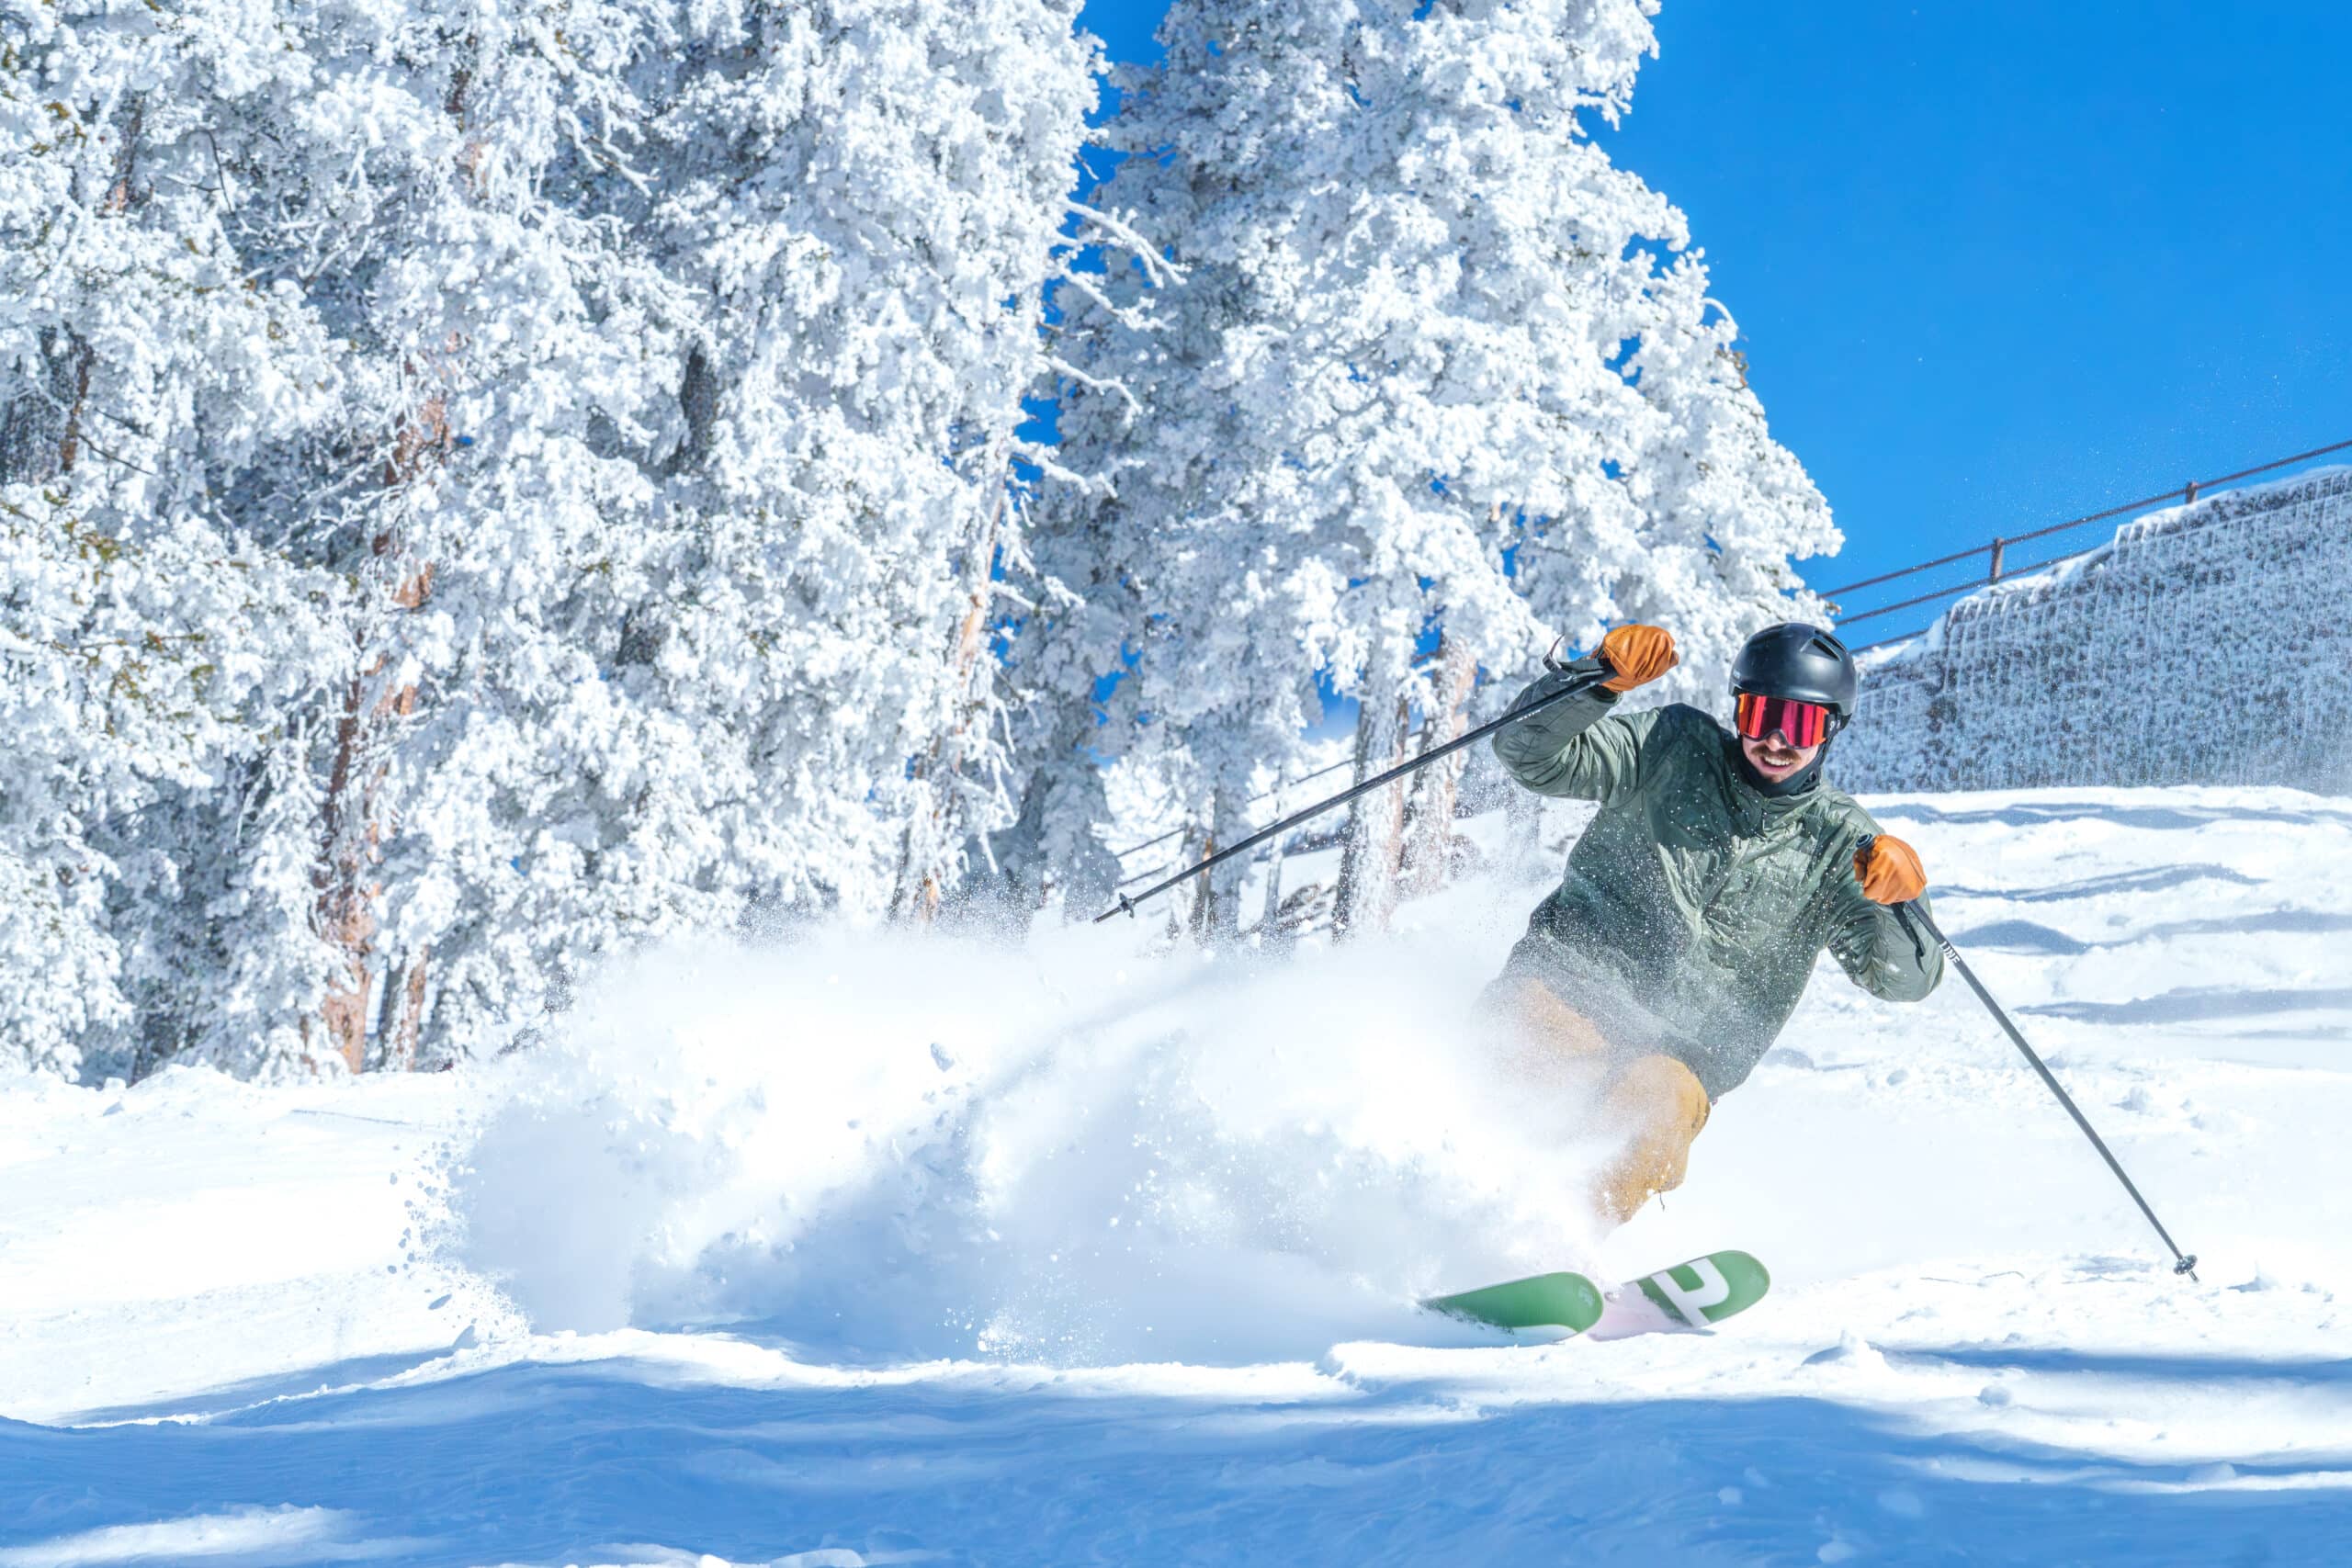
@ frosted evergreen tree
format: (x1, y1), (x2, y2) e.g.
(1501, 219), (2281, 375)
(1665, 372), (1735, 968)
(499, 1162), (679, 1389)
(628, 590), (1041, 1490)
(1035, 0), (1837, 933)
(30, 0), (701, 1077)
(0, 492), (341, 1079)
(616, 0), (1105, 933)
(286, 0), (1107, 1066)
(4, 0), (1110, 1078)
(342, 0), (1107, 1066)
(296, 0), (700, 1073)
(0, 0), (354, 1077)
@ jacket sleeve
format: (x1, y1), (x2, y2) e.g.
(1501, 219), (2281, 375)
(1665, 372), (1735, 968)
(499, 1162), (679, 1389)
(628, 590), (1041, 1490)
(1825, 877), (1945, 1002)
(1489, 656), (1665, 807)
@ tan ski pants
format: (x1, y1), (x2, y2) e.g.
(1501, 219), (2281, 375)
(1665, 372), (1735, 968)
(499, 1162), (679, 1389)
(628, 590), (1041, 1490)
(1485, 976), (1712, 1226)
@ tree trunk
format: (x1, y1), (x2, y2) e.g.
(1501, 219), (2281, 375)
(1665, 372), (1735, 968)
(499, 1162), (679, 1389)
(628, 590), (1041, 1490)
(1169, 820), (1211, 944)
(307, 57), (481, 1073)
(308, 397), (444, 1074)
(891, 459), (1011, 922)
(103, 99), (143, 215)
(1197, 778), (1252, 944)
(1401, 634), (1476, 898)
(0, 329), (96, 486)
(1333, 673), (1411, 940)
(381, 950), (431, 1071)
(311, 687), (379, 1074)
(25, 101), (141, 484)
(1256, 773), (1291, 950)
(1186, 826), (1221, 944)
(55, 337), (94, 478)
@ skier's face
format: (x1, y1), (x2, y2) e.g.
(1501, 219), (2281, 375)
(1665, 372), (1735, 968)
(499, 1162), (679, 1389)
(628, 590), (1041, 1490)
(1740, 728), (1821, 783)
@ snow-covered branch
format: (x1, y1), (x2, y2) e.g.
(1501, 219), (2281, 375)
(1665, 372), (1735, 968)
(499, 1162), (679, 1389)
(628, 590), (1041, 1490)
(1066, 200), (1187, 288)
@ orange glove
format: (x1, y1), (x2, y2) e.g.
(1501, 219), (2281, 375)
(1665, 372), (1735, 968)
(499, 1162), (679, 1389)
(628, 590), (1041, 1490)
(1597, 624), (1678, 694)
(1854, 834), (1928, 904)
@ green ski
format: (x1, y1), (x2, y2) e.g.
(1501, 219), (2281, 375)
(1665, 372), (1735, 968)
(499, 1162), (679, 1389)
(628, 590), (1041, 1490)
(1422, 1270), (1606, 1334)
(1602, 1249), (1772, 1336)
(1424, 1249), (1770, 1340)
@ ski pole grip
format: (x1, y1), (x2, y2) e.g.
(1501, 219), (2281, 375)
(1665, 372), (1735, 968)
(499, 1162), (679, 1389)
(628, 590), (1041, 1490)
(1856, 836), (1934, 962)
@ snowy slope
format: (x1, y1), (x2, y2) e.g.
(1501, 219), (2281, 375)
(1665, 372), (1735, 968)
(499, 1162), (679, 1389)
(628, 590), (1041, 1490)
(4, 786), (2350, 1565)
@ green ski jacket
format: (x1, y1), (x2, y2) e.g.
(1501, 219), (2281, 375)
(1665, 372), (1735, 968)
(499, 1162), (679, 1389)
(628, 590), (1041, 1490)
(1492, 657), (1944, 1100)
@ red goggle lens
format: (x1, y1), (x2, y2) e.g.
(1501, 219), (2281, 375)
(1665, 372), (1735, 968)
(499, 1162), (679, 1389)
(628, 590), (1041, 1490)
(1735, 692), (1833, 748)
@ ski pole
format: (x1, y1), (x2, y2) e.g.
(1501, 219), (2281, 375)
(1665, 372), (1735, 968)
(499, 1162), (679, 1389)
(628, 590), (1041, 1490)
(1094, 666), (1616, 923)
(1889, 895), (2199, 1281)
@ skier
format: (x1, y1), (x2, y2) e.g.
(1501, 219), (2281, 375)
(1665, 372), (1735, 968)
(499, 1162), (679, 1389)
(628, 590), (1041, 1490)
(1487, 622), (1942, 1226)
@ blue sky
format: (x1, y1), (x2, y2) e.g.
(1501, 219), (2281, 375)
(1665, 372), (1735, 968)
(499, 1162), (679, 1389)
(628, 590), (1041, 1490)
(1076, 0), (2351, 636)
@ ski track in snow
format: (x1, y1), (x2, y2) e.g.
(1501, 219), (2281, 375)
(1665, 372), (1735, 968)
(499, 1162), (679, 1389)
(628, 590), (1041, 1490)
(3, 785), (2349, 1565)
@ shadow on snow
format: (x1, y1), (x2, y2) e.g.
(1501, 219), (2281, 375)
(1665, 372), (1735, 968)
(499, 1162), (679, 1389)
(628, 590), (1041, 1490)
(1949, 911), (2352, 958)
(1935, 863), (2265, 907)
(1881, 799), (2352, 834)
(2021, 986), (2352, 1025)
(3, 1341), (2347, 1567)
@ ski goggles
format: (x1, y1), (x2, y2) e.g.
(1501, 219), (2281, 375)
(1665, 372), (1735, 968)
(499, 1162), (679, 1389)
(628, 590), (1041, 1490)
(1734, 691), (1837, 748)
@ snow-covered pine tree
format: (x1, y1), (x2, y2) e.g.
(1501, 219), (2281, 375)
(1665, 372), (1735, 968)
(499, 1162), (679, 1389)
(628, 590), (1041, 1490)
(0, 1), (353, 1078)
(7, 0), (1110, 1079)
(1400, 630), (1477, 897)
(297, 0), (696, 1073)
(44, 0), (701, 1077)
(1033, 0), (1838, 935)
(270, 0), (1109, 1067)
(1021, 0), (1353, 935)
(616, 0), (1102, 935)
(0, 492), (341, 1080)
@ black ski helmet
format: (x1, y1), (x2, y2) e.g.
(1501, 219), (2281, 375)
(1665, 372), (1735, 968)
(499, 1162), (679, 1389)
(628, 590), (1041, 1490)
(1730, 623), (1858, 717)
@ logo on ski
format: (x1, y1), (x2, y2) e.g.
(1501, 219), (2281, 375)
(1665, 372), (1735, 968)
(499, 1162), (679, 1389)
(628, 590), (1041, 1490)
(1424, 1250), (1770, 1339)
(1636, 1257), (1736, 1326)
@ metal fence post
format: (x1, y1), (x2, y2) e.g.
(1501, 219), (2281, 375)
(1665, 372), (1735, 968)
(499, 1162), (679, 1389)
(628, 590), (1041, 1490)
(1988, 536), (2006, 581)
